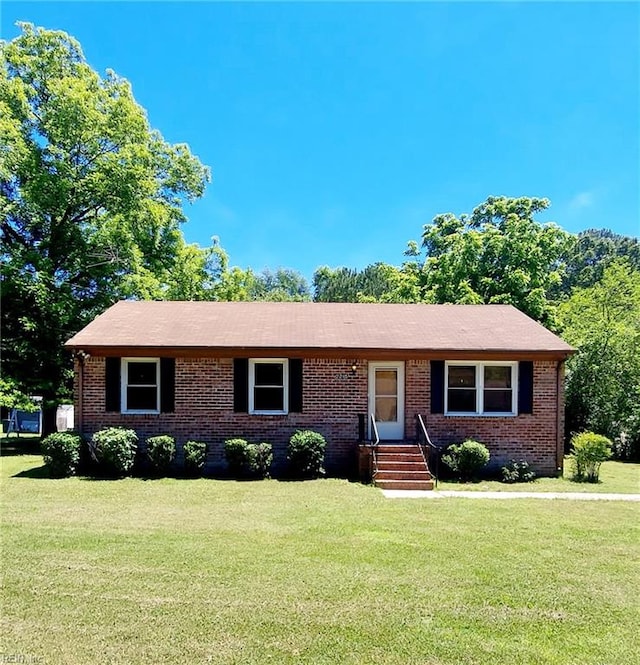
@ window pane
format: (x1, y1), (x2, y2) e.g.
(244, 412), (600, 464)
(128, 362), (157, 386)
(254, 363), (284, 387)
(484, 366), (512, 389)
(254, 387), (284, 411)
(484, 389), (513, 412)
(127, 386), (157, 411)
(448, 389), (476, 412)
(448, 366), (476, 388)
(375, 396), (397, 422)
(375, 370), (397, 396)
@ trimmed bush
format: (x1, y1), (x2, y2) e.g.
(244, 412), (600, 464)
(442, 439), (490, 482)
(41, 432), (82, 477)
(287, 430), (326, 479)
(569, 431), (612, 483)
(224, 438), (273, 479)
(501, 460), (536, 484)
(90, 427), (138, 477)
(145, 435), (176, 475)
(225, 438), (251, 477)
(251, 442), (273, 479)
(183, 440), (207, 477)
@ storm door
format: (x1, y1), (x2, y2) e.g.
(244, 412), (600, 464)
(368, 362), (405, 440)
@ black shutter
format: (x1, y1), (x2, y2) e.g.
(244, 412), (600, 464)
(518, 361), (534, 414)
(289, 358), (303, 413)
(233, 358), (249, 412)
(430, 360), (445, 414)
(105, 357), (121, 412)
(160, 358), (175, 413)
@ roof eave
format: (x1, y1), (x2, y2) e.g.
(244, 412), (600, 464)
(65, 343), (575, 361)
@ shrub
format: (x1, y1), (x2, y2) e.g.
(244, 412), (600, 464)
(224, 438), (273, 479)
(41, 432), (82, 477)
(90, 427), (138, 477)
(251, 442), (273, 479)
(225, 438), (251, 477)
(145, 435), (176, 474)
(183, 440), (207, 476)
(501, 460), (536, 484)
(287, 430), (326, 479)
(442, 439), (490, 481)
(569, 431), (612, 483)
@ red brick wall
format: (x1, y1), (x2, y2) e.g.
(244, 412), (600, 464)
(405, 359), (563, 475)
(75, 356), (563, 477)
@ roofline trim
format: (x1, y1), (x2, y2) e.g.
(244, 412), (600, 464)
(66, 344), (574, 361)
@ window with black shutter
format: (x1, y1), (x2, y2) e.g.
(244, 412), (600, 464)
(105, 357), (175, 414)
(234, 358), (303, 414)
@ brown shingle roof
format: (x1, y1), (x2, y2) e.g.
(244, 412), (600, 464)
(65, 301), (573, 357)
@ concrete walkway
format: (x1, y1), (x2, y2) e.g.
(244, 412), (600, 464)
(382, 489), (640, 501)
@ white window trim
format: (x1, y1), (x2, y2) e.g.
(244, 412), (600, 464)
(121, 357), (160, 414)
(445, 361), (518, 416)
(249, 358), (289, 415)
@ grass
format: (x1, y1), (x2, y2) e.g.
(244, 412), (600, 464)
(1, 452), (639, 664)
(437, 459), (640, 494)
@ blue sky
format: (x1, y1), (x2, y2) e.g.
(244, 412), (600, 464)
(2, 1), (639, 281)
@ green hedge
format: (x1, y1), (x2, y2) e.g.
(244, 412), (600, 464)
(90, 427), (138, 477)
(224, 438), (272, 479)
(442, 440), (490, 482)
(287, 430), (326, 479)
(41, 432), (83, 477)
(146, 435), (176, 474)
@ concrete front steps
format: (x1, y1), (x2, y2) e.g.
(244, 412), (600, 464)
(373, 443), (434, 491)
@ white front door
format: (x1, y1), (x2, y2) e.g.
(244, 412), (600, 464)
(368, 361), (405, 440)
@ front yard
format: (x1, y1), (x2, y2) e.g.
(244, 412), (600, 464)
(437, 458), (640, 493)
(1, 452), (638, 664)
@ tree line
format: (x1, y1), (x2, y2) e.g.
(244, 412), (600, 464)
(2, 24), (639, 456)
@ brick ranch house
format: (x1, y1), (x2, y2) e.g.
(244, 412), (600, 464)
(65, 301), (574, 484)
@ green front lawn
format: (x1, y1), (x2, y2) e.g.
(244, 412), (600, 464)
(437, 459), (640, 494)
(1, 454), (639, 664)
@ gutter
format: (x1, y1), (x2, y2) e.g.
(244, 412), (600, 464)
(556, 359), (565, 476)
(75, 351), (89, 435)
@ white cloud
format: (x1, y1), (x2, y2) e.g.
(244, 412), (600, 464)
(568, 191), (595, 212)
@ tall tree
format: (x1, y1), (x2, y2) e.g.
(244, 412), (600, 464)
(414, 196), (574, 327)
(0, 24), (210, 432)
(558, 229), (640, 296)
(559, 260), (640, 459)
(251, 268), (311, 302)
(214, 266), (310, 302)
(313, 262), (419, 303)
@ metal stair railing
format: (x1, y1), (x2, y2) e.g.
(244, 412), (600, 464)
(416, 414), (439, 488)
(370, 414), (380, 481)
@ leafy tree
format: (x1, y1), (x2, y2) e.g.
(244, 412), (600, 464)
(313, 266), (359, 302)
(251, 268), (311, 302)
(0, 377), (39, 413)
(162, 241), (228, 301)
(212, 265), (258, 302)
(214, 265), (310, 302)
(558, 229), (640, 296)
(414, 196), (575, 327)
(313, 262), (419, 303)
(1, 24), (210, 432)
(559, 260), (640, 459)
